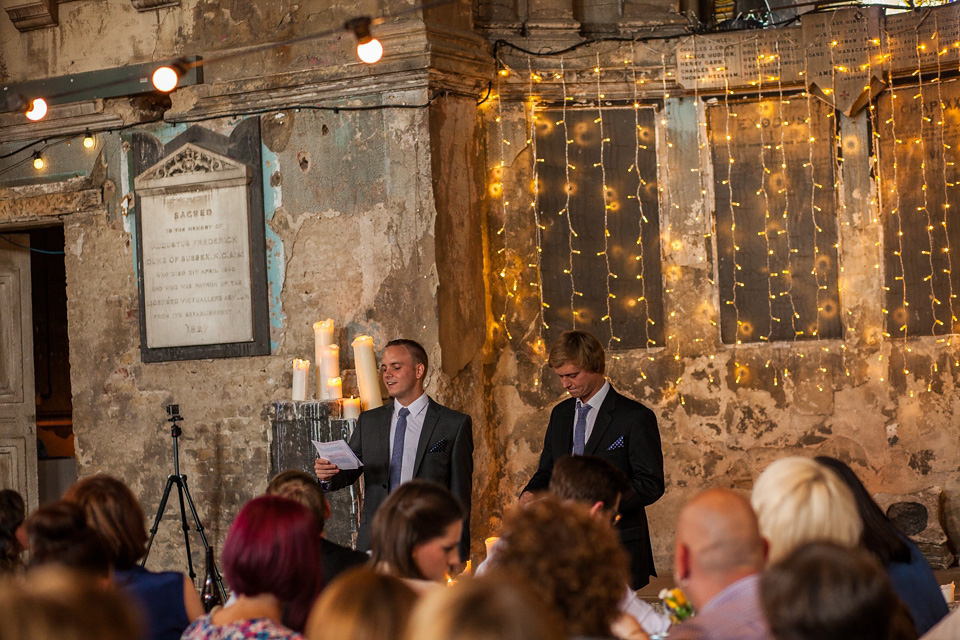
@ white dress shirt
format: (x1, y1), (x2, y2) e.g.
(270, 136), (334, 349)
(573, 380), (610, 450)
(389, 392), (430, 485)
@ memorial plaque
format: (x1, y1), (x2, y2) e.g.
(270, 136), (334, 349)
(676, 29), (805, 93)
(708, 96), (842, 344)
(877, 79), (960, 338)
(884, 3), (960, 78)
(131, 121), (270, 362)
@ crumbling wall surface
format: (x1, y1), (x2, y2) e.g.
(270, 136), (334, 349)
(484, 83), (960, 572)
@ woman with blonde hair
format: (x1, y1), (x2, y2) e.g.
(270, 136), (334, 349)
(750, 457), (862, 563)
(305, 567), (416, 640)
(403, 572), (564, 640)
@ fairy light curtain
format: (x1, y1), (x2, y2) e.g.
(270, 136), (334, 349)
(535, 105), (664, 349)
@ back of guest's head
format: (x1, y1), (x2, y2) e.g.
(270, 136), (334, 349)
(370, 480), (464, 581)
(547, 331), (605, 374)
(305, 567), (416, 640)
(0, 566), (141, 640)
(27, 501), (111, 578)
(62, 475), (148, 569)
(266, 470), (327, 534)
(404, 572), (564, 640)
(813, 456), (911, 566)
(761, 542), (914, 640)
(490, 496), (626, 637)
(548, 454), (629, 511)
(385, 339), (429, 376)
(0, 489), (26, 574)
(222, 495), (322, 631)
(751, 457), (862, 563)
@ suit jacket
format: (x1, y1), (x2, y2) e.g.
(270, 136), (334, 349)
(319, 538), (369, 589)
(522, 386), (664, 588)
(329, 397), (473, 560)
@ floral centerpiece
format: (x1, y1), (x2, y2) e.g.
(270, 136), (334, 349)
(658, 587), (695, 624)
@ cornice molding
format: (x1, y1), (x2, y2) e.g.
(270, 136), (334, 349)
(3, 0), (57, 31)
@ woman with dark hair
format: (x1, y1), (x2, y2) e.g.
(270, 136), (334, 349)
(26, 501), (112, 580)
(182, 495), (322, 639)
(815, 456), (947, 634)
(64, 474), (203, 640)
(0, 488), (26, 575)
(370, 480), (465, 588)
(761, 541), (917, 640)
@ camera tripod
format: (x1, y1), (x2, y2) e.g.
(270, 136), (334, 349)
(141, 404), (226, 601)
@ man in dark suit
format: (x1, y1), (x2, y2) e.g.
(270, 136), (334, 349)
(315, 338), (473, 560)
(520, 330), (664, 588)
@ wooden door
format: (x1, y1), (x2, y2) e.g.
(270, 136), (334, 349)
(0, 234), (38, 512)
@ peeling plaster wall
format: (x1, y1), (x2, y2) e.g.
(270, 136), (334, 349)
(484, 85), (960, 571)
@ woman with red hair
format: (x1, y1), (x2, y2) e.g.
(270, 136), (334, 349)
(182, 495), (323, 640)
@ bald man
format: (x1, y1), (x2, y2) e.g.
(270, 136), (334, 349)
(670, 488), (771, 640)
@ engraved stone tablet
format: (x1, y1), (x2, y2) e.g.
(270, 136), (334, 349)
(134, 143), (254, 349)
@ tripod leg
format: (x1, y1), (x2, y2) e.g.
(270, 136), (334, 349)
(141, 475), (178, 568)
(180, 474), (227, 601)
(174, 479), (197, 581)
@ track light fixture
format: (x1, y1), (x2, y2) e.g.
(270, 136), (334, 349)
(25, 97), (48, 121)
(151, 59), (189, 93)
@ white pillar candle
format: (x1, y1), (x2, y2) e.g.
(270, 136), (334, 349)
(352, 335), (383, 410)
(327, 376), (343, 400)
(318, 344), (340, 400)
(342, 396), (361, 420)
(292, 359), (310, 401)
(313, 319), (335, 397)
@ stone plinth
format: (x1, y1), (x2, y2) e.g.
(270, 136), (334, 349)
(269, 401), (363, 549)
(875, 487), (956, 569)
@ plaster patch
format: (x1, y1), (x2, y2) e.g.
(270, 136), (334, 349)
(320, 209), (342, 219)
(262, 146), (285, 349)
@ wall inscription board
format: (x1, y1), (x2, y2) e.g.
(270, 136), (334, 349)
(132, 121), (270, 362)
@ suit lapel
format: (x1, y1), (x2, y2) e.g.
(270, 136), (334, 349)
(413, 397), (441, 477)
(585, 387), (617, 455)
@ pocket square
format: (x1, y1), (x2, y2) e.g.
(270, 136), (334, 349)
(607, 436), (625, 451)
(428, 438), (448, 453)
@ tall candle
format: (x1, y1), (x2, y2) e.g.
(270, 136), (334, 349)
(342, 396), (361, 420)
(313, 319), (335, 397)
(327, 376), (343, 400)
(318, 344), (340, 400)
(352, 335), (383, 411)
(292, 359), (310, 401)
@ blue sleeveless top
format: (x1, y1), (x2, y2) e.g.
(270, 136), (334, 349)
(115, 566), (191, 640)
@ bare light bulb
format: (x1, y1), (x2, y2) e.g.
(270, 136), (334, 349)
(83, 132), (95, 149)
(33, 154), (44, 170)
(357, 38), (383, 64)
(25, 98), (47, 121)
(152, 66), (179, 92)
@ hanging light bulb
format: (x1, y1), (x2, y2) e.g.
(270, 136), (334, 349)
(151, 65), (179, 92)
(83, 131), (95, 149)
(33, 152), (44, 170)
(25, 98), (47, 121)
(344, 16), (383, 65)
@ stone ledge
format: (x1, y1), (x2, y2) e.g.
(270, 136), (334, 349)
(3, 0), (57, 32)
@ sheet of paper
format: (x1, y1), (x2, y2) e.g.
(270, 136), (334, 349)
(312, 439), (363, 470)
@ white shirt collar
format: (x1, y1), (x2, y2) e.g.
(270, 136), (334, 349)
(395, 392), (429, 417)
(578, 379), (610, 410)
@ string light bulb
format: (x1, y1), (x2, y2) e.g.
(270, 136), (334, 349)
(344, 16), (383, 65)
(33, 152), (44, 170)
(25, 98), (47, 121)
(82, 131), (95, 149)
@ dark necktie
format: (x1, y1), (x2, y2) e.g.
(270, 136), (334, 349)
(573, 403), (591, 455)
(389, 407), (411, 491)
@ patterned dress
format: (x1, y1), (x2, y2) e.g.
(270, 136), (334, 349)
(180, 615), (303, 640)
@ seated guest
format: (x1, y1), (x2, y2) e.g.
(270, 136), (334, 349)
(669, 488), (770, 640)
(0, 489), (25, 575)
(266, 470), (368, 588)
(370, 480), (465, 591)
(0, 566), (141, 640)
(26, 501), (112, 581)
(64, 475), (203, 640)
(761, 541), (918, 640)
(182, 495), (322, 639)
(305, 567), (416, 640)
(815, 456), (947, 634)
(403, 572), (564, 640)
(750, 457), (861, 563)
(489, 496), (630, 639)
